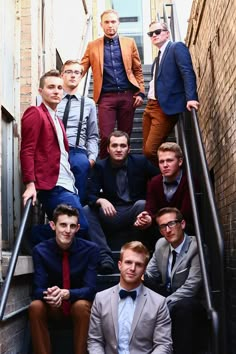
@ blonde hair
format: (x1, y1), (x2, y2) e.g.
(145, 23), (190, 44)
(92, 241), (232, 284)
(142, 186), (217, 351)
(100, 9), (119, 21)
(158, 142), (183, 159)
(61, 60), (83, 74)
(120, 241), (150, 266)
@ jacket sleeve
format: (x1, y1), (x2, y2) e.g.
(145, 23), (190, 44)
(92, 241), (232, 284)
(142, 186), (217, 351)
(131, 39), (145, 95)
(80, 42), (92, 76)
(173, 42), (198, 101)
(87, 294), (106, 354)
(20, 107), (43, 184)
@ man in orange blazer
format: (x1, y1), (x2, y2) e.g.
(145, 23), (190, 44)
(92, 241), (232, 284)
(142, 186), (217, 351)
(80, 9), (145, 158)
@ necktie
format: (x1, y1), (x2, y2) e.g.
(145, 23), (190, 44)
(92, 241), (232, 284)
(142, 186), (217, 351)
(164, 180), (178, 186)
(119, 289), (137, 301)
(62, 251), (71, 316)
(154, 50), (161, 99)
(62, 94), (73, 130)
(171, 250), (177, 271)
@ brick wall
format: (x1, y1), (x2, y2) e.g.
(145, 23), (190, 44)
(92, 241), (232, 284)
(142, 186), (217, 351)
(186, 0), (236, 351)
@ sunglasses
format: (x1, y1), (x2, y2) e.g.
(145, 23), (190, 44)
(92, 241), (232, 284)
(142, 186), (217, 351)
(147, 29), (168, 37)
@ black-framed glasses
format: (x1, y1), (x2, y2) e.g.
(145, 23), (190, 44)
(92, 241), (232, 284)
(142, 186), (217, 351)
(147, 29), (168, 37)
(63, 70), (82, 75)
(158, 219), (181, 231)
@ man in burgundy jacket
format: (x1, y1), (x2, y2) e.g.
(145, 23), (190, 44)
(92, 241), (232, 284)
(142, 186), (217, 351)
(20, 69), (88, 234)
(134, 142), (194, 233)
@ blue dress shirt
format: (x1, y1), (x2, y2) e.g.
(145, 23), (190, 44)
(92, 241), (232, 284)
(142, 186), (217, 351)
(32, 237), (99, 302)
(102, 35), (136, 93)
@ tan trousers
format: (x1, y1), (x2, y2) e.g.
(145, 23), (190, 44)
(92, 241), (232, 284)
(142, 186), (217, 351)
(29, 299), (92, 354)
(142, 99), (178, 165)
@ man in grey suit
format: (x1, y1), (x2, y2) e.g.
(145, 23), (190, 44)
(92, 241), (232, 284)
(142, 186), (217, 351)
(144, 207), (205, 354)
(88, 241), (172, 354)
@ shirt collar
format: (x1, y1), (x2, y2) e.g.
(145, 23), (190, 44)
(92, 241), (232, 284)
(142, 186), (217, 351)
(163, 169), (182, 185)
(44, 103), (57, 120)
(104, 35), (119, 44)
(159, 39), (170, 53)
(170, 233), (186, 254)
(62, 91), (80, 100)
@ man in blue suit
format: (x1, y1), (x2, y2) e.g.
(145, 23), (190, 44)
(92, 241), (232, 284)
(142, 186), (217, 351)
(143, 21), (199, 165)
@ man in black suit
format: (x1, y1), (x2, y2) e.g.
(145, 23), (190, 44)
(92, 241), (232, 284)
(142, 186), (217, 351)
(83, 130), (158, 274)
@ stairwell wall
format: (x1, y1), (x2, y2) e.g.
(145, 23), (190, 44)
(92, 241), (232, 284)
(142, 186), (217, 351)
(185, 0), (236, 351)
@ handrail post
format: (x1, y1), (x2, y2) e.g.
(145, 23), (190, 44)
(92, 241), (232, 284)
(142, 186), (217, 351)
(178, 115), (220, 353)
(0, 199), (32, 320)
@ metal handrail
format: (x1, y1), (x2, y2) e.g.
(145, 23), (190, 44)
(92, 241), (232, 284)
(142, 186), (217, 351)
(0, 198), (32, 321)
(179, 109), (226, 353)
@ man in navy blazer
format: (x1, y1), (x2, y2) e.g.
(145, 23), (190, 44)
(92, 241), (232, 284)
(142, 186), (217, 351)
(29, 204), (99, 354)
(143, 21), (199, 165)
(83, 130), (158, 274)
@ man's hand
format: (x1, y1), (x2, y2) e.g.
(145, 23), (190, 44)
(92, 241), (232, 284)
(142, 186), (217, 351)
(43, 286), (65, 308)
(96, 198), (117, 217)
(186, 100), (200, 111)
(22, 182), (37, 206)
(89, 159), (95, 168)
(134, 211), (152, 229)
(133, 95), (144, 108)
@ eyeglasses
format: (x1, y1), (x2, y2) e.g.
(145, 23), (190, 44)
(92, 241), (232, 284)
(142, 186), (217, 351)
(63, 70), (82, 75)
(158, 219), (181, 231)
(147, 29), (168, 37)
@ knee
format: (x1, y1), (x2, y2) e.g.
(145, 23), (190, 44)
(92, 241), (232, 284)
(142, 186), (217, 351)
(71, 300), (92, 319)
(29, 300), (47, 318)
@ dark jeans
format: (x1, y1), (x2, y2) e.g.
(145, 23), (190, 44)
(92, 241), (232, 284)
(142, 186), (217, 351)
(69, 148), (90, 206)
(83, 200), (145, 264)
(169, 298), (207, 354)
(38, 186), (88, 235)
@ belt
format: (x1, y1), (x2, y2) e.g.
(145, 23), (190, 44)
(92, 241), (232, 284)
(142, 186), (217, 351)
(102, 90), (133, 95)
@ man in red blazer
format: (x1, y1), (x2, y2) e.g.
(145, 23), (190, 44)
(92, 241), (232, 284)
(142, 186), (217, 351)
(80, 9), (145, 158)
(20, 70), (88, 233)
(134, 142), (194, 234)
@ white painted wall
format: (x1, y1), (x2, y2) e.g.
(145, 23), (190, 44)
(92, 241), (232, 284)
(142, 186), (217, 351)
(173, 0), (193, 41)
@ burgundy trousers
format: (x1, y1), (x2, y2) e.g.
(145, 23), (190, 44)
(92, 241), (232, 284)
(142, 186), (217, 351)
(29, 299), (91, 354)
(98, 91), (136, 158)
(142, 99), (178, 165)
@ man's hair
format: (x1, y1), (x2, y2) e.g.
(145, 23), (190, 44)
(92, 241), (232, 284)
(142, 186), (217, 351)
(158, 142), (183, 159)
(155, 207), (183, 223)
(149, 21), (169, 31)
(39, 69), (61, 89)
(61, 59), (83, 74)
(52, 204), (79, 223)
(107, 130), (130, 147)
(100, 9), (119, 21)
(120, 241), (150, 266)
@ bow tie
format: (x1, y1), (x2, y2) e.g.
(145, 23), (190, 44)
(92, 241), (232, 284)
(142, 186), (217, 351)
(119, 289), (137, 301)
(164, 180), (178, 186)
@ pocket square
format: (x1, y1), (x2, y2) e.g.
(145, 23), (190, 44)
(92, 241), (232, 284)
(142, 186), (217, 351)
(176, 267), (188, 274)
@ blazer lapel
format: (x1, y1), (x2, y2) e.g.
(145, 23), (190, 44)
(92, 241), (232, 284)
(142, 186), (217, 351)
(98, 37), (104, 74)
(161, 245), (170, 283)
(129, 285), (147, 342)
(111, 285), (120, 341)
(172, 235), (191, 273)
(158, 41), (172, 76)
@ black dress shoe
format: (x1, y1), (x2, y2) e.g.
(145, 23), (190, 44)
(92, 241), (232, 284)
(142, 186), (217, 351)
(98, 262), (115, 275)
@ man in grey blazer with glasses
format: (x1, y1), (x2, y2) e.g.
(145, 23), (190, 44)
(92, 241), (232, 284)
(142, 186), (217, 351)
(88, 241), (172, 354)
(144, 207), (205, 354)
